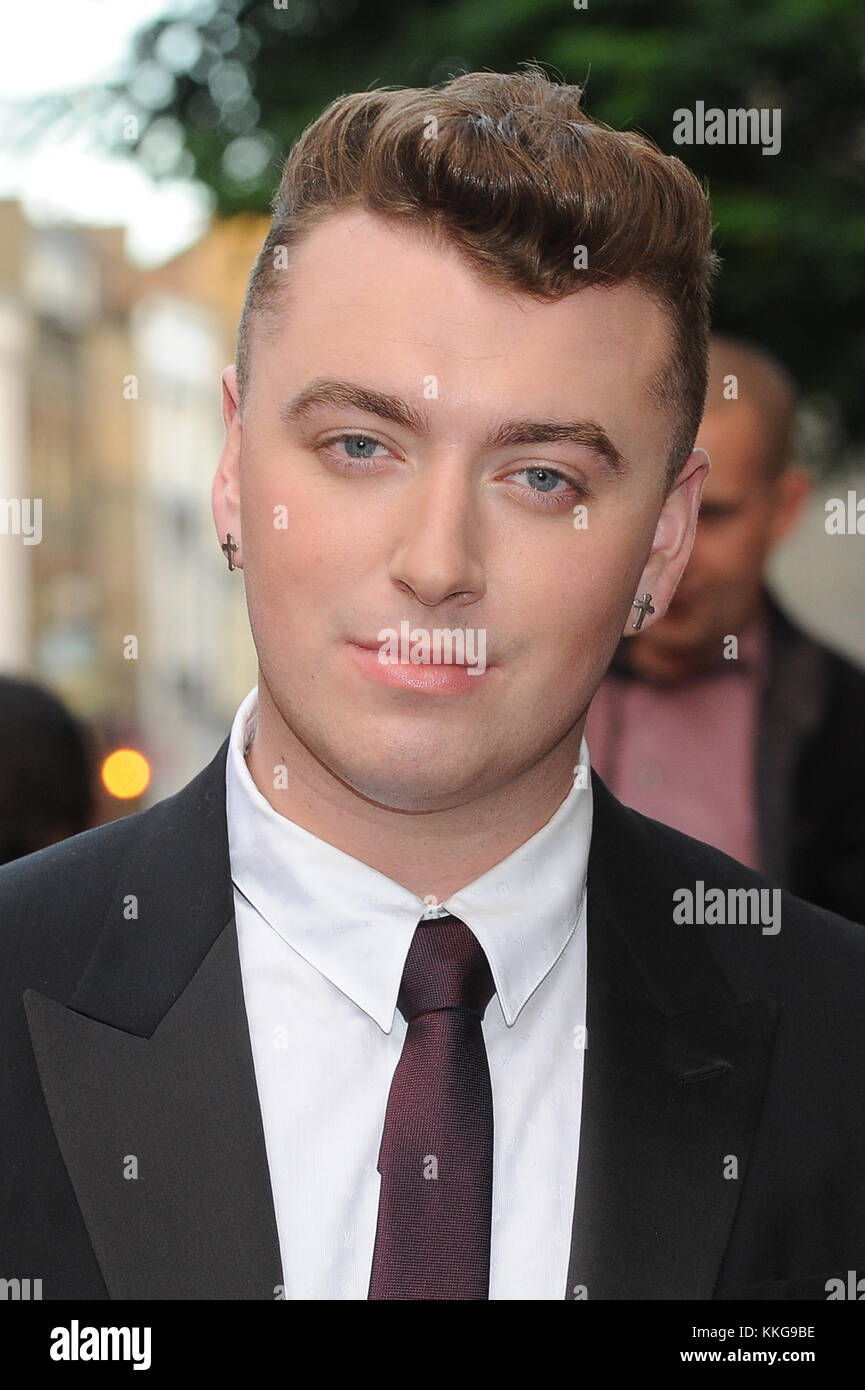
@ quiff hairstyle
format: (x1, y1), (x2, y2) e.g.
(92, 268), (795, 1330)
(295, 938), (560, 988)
(236, 65), (720, 493)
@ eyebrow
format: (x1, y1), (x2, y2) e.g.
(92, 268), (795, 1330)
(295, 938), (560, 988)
(279, 377), (627, 476)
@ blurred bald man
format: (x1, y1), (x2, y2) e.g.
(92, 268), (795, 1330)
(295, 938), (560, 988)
(586, 335), (865, 924)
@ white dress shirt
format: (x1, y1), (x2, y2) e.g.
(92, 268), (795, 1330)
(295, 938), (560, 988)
(226, 684), (592, 1300)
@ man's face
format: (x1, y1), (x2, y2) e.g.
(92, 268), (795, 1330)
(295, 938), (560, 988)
(214, 209), (705, 813)
(629, 400), (788, 677)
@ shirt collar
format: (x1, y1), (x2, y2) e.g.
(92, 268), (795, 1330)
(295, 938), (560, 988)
(225, 686), (592, 1031)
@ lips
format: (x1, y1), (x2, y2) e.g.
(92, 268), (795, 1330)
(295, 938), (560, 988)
(348, 636), (491, 667)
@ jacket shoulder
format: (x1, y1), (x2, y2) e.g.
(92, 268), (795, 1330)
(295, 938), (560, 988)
(0, 737), (230, 983)
(590, 770), (865, 1012)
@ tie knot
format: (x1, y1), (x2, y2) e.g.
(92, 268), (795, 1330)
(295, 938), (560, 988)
(397, 915), (495, 1023)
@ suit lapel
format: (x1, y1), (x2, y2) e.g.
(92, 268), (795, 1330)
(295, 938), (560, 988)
(24, 738), (283, 1300)
(567, 775), (778, 1300)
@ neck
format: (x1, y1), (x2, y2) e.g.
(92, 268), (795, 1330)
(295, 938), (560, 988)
(244, 677), (585, 902)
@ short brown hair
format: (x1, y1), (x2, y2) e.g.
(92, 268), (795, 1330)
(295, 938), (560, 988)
(236, 64), (719, 492)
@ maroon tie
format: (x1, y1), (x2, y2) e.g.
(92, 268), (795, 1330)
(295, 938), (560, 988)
(367, 913), (495, 1300)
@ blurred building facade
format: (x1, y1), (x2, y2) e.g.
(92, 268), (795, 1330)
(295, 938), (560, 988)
(0, 200), (262, 810)
(129, 215), (263, 797)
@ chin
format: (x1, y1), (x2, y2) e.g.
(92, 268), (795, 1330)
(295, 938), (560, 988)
(308, 720), (469, 793)
(337, 762), (489, 813)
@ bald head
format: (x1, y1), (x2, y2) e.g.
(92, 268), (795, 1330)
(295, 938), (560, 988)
(705, 336), (797, 479)
(622, 334), (811, 683)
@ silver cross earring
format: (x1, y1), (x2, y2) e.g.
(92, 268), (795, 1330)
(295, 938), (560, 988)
(221, 533), (239, 571)
(631, 593), (654, 630)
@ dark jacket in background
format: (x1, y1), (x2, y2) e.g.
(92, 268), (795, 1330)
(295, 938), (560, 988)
(759, 591), (865, 924)
(605, 589), (865, 925)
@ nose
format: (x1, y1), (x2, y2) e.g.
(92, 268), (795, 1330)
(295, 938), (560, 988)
(388, 457), (486, 608)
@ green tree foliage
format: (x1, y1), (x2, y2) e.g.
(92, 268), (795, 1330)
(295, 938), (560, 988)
(105, 0), (865, 461)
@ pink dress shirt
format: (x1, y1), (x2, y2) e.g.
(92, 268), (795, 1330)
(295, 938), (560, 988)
(585, 612), (767, 871)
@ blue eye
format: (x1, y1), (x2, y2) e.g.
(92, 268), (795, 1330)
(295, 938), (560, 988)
(337, 434), (384, 459)
(319, 433), (391, 470)
(524, 468), (565, 493)
(507, 466), (590, 511)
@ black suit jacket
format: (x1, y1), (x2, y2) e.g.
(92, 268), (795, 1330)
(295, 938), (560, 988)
(2, 737), (865, 1300)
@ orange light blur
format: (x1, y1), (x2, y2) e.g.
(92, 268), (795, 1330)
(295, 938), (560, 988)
(101, 748), (151, 800)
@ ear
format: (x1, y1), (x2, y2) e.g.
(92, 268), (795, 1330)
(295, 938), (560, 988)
(212, 365), (243, 569)
(621, 447), (710, 638)
(767, 465), (811, 547)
